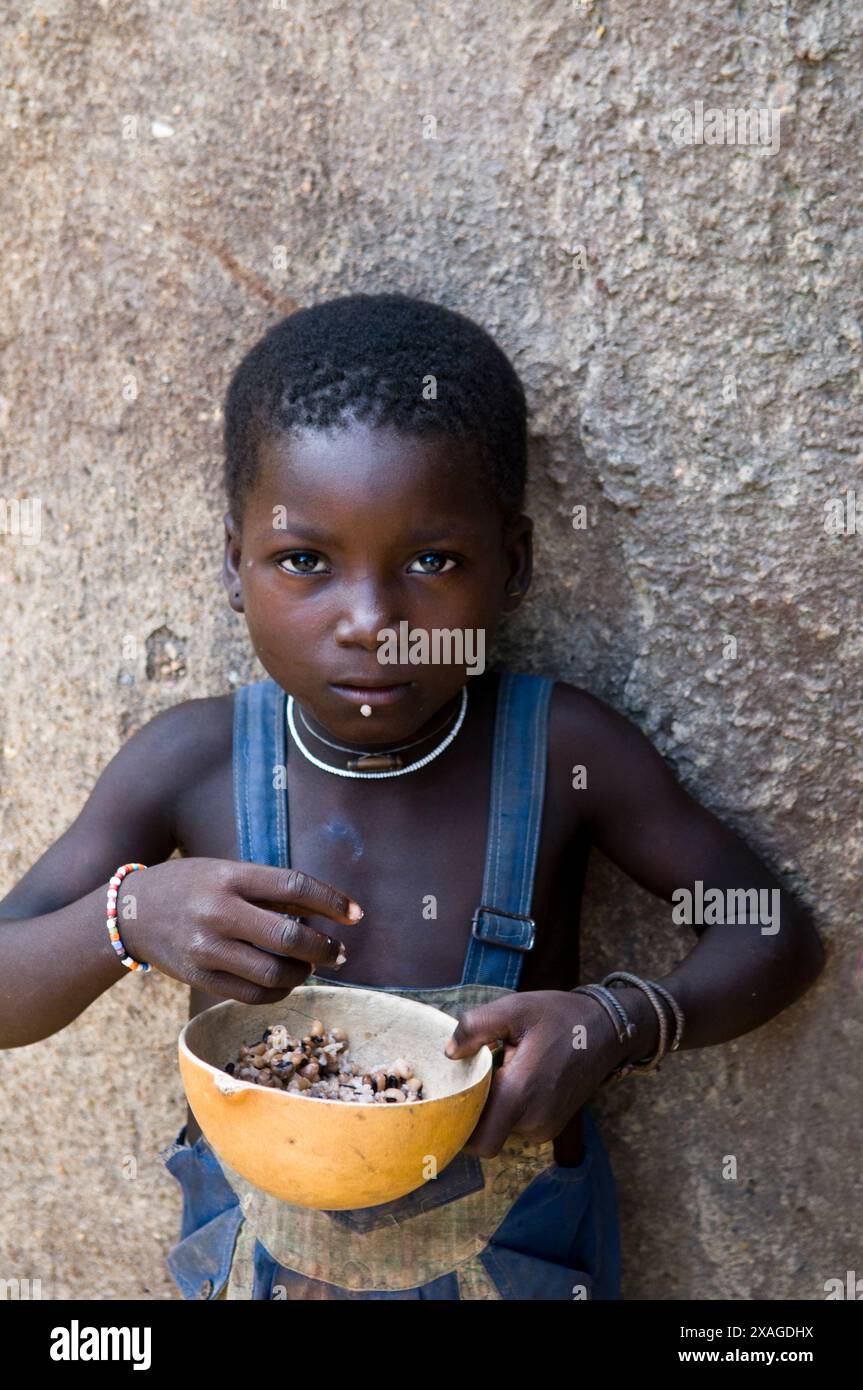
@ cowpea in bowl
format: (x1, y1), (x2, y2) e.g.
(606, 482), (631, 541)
(178, 985), (493, 1209)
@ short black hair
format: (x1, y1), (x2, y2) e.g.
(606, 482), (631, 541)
(222, 291), (527, 526)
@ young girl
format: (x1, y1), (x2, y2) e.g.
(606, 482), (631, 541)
(0, 292), (825, 1300)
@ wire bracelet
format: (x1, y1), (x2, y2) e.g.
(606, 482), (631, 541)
(571, 973), (685, 1086)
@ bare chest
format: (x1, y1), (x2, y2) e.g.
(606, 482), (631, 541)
(175, 681), (588, 996)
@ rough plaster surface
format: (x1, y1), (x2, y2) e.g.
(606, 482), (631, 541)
(0, 1), (859, 1300)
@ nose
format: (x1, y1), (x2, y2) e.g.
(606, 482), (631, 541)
(333, 577), (403, 650)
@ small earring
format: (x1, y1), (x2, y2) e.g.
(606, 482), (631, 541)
(506, 582), (521, 597)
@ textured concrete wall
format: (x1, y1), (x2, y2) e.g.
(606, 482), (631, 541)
(1, 0), (859, 1299)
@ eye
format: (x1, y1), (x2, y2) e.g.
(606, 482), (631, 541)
(407, 552), (458, 575)
(277, 551), (329, 575)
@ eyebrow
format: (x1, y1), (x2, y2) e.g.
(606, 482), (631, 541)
(264, 520), (486, 545)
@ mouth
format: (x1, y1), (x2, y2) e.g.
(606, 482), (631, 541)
(329, 681), (414, 707)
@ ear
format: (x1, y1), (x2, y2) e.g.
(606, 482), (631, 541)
(501, 514), (533, 613)
(222, 511), (244, 613)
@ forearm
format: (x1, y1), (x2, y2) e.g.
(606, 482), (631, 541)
(609, 902), (826, 1062)
(0, 884), (129, 1048)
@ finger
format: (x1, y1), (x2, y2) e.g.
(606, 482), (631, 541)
(187, 968), (307, 1007)
(197, 934), (319, 991)
(228, 863), (364, 926)
(227, 901), (351, 970)
(444, 1000), (526, 1059)
(460, 1072), (527, 1157)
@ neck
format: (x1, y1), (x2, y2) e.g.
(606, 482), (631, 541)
(296, 689), (465, 768)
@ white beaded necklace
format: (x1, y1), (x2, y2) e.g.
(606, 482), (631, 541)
(286, 686), (469, 779)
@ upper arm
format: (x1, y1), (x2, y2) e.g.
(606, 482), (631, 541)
(0, 698), (217, 921)
(553, 681), (785, 908)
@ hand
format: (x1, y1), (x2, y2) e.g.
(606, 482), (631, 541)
(118, 859), (363, 1004)
(443, 990), (625, 1157)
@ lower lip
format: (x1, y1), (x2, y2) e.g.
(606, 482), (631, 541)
(329, 683), (413, 707)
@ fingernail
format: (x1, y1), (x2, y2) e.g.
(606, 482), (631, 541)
(347, 902), (363, 921)
(335, 946), (348, 966)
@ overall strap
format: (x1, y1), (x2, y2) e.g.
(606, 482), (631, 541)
(233, 677), (289, 868)
(459, 671), (555, 990)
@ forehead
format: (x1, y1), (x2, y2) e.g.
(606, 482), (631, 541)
(252, 419), (492, 516)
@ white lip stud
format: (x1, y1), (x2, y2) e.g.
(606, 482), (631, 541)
(360, 703), (372, 717)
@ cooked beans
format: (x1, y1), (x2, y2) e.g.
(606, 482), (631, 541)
(223, 1020), (424, 1103)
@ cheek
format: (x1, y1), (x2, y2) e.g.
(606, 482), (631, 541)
(242, 581), (325, 648)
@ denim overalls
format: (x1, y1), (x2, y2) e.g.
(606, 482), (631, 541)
(158, 670), (622, 1300)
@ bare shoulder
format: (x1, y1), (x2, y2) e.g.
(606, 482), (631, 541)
(547, 677), (676, 820)
(106, 692), (235, 815)
(547, 675), (693, 836)
(136, 691), (235, 767)
(548, 677), (631, 753)
(540, 678), (621, 846)
(549, 675), (677, 765)
(144, 691), (235, 825)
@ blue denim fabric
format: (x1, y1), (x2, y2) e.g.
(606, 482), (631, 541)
(477, 1107), (621, 1300)
(159, 1124), (245, 1300)
(159, 1107), (621, 1300)
(254, 1251), (461, 1301)
(159, 670), (623, 1300)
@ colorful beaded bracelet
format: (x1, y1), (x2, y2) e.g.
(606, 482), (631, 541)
(106, 862), (151, 972)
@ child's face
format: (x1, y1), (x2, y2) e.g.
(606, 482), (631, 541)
(223, 417), (532, 742)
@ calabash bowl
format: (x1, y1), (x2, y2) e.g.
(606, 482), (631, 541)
(178, 984), (493, 1209)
